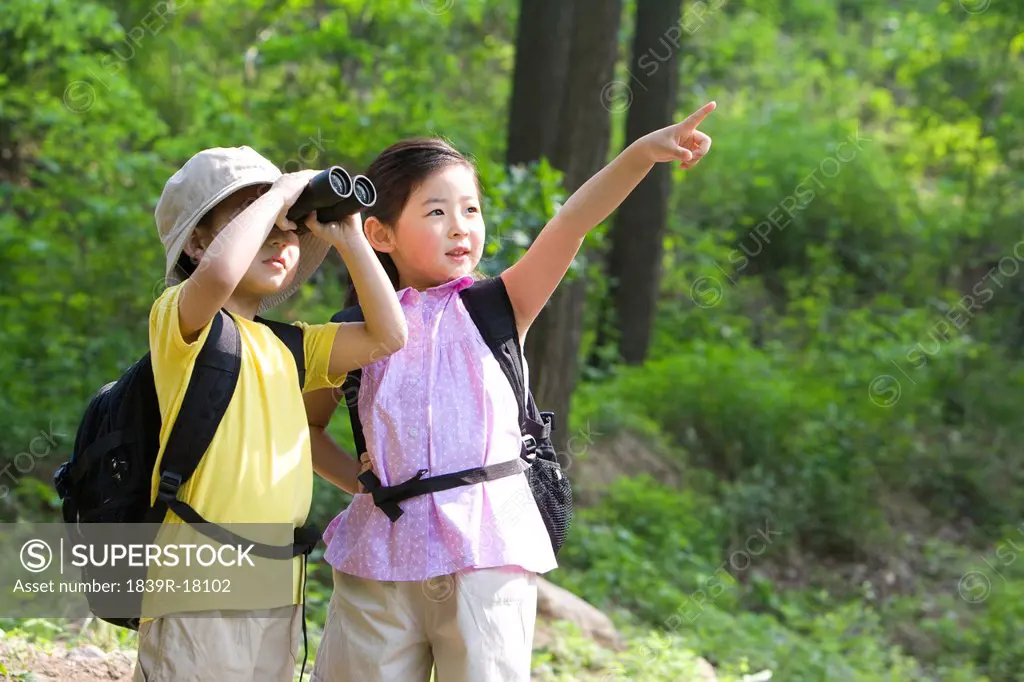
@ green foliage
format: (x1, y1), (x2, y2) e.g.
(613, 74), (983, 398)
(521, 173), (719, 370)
(550, 477), (1001, 682)
(533, 621), (749, 682)
(555, 477), (733, 623)
(600, 280), (1024, 552)
(2, 0), (1024, 679)
(477, 157), (567, 276)
(0, 0), (172, 475)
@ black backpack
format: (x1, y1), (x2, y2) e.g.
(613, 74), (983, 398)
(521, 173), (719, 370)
(53, 310), (321, 630)
(332, 276), (573, 555)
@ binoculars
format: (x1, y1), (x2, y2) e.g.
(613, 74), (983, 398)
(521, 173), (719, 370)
(286, 166), (377, 229)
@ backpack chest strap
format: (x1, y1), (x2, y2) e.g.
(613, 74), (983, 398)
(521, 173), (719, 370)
(358, 458), (531, 522)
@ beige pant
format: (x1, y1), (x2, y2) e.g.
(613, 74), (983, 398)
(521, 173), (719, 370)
(132, 605), (302, 682)
(312, 566), (538, 682)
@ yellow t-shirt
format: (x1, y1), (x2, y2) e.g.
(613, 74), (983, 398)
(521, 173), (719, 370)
(142, 283), (344, 617)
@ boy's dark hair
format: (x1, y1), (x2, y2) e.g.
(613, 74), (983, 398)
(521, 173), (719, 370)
(344, 137), (480, 307)
(173, 209), (215, 280)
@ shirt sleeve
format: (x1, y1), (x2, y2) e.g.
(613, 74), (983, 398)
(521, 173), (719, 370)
(294, 321), (347, 393)
(149, 282), (214, 396)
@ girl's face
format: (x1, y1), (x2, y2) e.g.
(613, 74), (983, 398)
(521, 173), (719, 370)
(381, 164), (484, 290)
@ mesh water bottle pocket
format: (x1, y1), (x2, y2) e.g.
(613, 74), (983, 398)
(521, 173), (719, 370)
(526, 458), (573, 554)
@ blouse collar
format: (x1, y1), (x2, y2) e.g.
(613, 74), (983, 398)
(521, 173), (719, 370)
(396, 275), (476, 304)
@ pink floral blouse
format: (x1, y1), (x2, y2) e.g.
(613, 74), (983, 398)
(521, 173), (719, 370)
(321, 276), (558, 581)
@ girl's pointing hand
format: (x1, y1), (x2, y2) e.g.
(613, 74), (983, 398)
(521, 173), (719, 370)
(637, 100), (716, 169)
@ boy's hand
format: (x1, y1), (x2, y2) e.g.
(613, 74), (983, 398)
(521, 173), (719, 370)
(637, 101), (716, 169)
(270, 169), (321, 231)
(303, 211), (364, 247)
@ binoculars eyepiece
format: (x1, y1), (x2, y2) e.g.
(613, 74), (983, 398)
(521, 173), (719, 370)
(318, 175), (376, 224)
(286, 166), (377, 230)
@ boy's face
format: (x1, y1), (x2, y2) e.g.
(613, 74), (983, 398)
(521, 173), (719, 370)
(190, 185), (302, 298)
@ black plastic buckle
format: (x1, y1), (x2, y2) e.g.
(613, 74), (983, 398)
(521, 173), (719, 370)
(541, 411), (556, 433)
(157, 472), (183, 503)
(357, 469), (381, 493)
(374, 469), (429, 505)
(359, 469), (427, 523)
(293, 524), (322, 556)
(53, 463), (70, 498)
(521, 435), (538, 459)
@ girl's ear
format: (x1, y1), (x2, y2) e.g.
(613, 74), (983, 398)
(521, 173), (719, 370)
(364, 216), (396, 253)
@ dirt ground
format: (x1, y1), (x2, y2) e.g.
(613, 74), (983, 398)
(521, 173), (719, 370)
(568, 430), (685, 506)
(1, 623), (566, 682)
(0, 640), (135, 682)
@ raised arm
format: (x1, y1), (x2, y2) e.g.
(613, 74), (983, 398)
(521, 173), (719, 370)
(501, 101), (716, 338)
(305, 214), (409, 376)
(178, 170), (319, 342)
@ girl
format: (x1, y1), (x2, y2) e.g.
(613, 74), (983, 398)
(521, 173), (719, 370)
(305, 101), (716, 682)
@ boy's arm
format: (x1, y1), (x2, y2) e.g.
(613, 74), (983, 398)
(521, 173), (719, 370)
(501, 101), (716, 338)
(178, 170), (319, 342)
(307, 217), (409, 376)
(305, 388), (362, 495)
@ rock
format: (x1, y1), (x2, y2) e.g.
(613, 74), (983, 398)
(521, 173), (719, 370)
(693, 656), (718, 681)
(532, 619), (556, 651)
(535, 577), (625, 651)
(69, 644), (106, 660)
(107, 650), (136, 677)
(109, 650), (135, 666)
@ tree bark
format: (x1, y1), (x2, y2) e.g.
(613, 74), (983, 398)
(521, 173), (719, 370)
(600, 0), (682, 365)
(519, 0), (623, 454)
(551, 0), (625, 193)
(506, 0), (574, 167)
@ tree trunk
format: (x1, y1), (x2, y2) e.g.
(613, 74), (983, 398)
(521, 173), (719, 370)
(600, 0), (682, 365)
(520, 0), (623, 454)
(551, 0), (625, 193)
(506, 0), (574, 167)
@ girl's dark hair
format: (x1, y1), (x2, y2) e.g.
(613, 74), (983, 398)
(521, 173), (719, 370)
(344, 137), (478, 308)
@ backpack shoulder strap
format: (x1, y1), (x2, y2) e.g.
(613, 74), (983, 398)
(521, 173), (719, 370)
(460, 277), (526, 420)
(155, 311), (320, 560)
(255, 316), (305, 391)
(460, 278), (551, 450)
(158, 310), (241, 501)
(331, 305), (366, 324)
(331, 305), (367, 455)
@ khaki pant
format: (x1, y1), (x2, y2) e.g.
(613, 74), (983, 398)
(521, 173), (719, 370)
(312, 567), (538, 682)
(132, 605), (302, 682)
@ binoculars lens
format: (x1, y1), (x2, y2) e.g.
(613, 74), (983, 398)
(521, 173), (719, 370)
(328, 168), (352, 197)
(317, 175), (377, 223)
(352, 175), (376, 208)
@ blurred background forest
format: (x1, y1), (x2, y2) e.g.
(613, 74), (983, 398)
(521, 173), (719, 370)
(3, 0), (1024, 680)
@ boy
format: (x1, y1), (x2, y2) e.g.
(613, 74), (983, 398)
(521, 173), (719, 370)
(134, 146), (407, 681)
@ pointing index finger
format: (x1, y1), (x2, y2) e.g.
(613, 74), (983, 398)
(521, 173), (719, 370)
(678, 101), (717, 131)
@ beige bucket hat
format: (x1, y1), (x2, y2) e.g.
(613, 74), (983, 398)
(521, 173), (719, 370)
(155, 145), (332, 313)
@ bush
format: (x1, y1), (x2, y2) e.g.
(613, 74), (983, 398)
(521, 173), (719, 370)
(573, 304), (1024, 557)
(551, 476), (991, 681)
